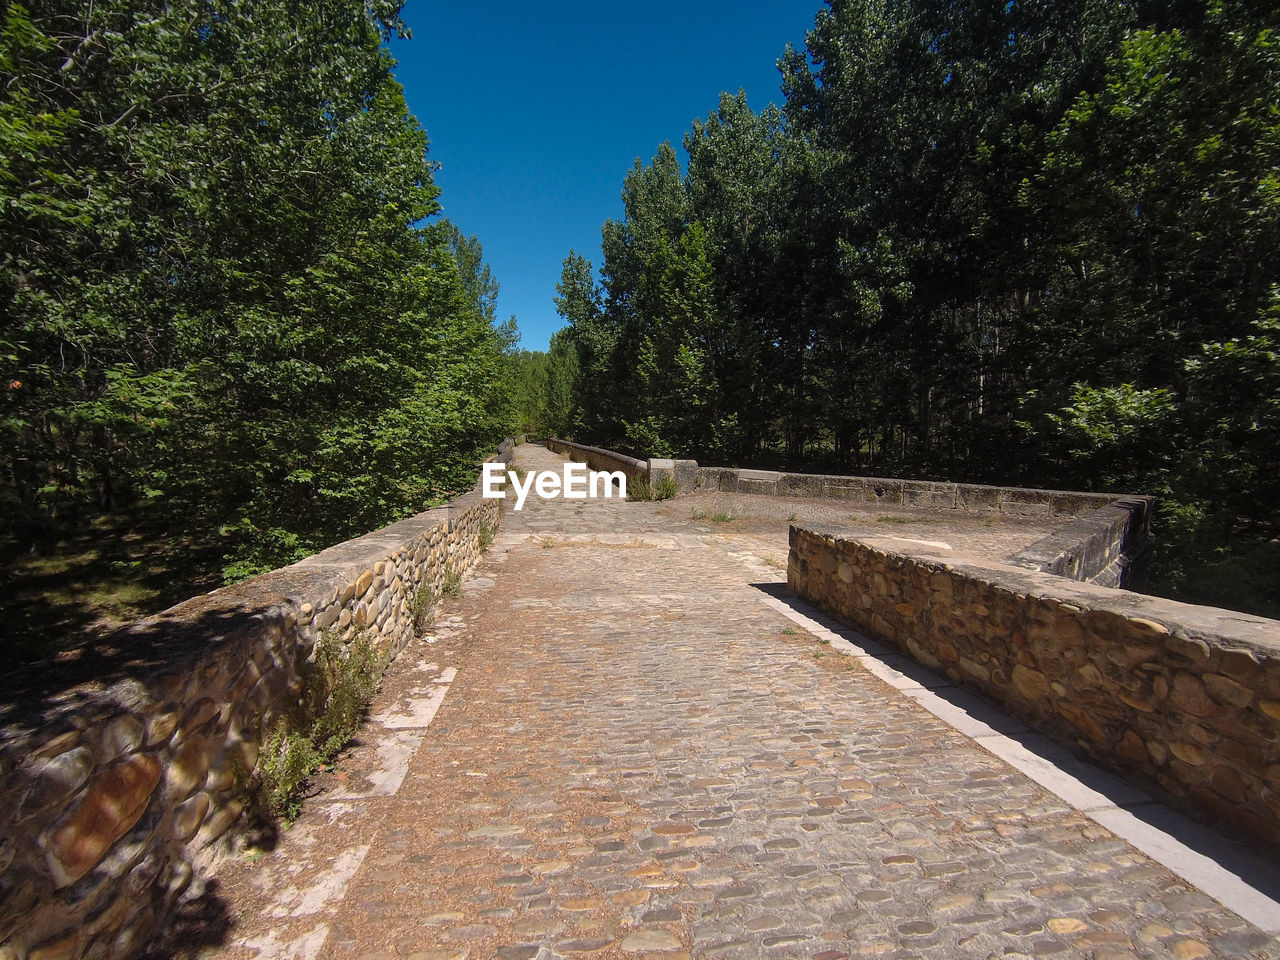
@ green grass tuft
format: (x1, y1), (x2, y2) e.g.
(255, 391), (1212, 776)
(654, 475), (679, 500)
(441, 564), (462, 599)
(246, 628), (387, 824)
(410, 585), (436, 636)
(628, 477), (654, 501)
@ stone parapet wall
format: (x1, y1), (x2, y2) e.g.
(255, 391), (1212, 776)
(644, 457), (699, 495)
(1009, 497), (1153, 589)
(694, 465), (1152, 590)
(700, 466), (1122, 516)
(497, 434), (528, 461)
(549, 444), (1135, 521)
(542, 439), (698, 496)
(788, 526), (1280, 849)
(545, 438), (648, 488)
(0, 448), (513, 960)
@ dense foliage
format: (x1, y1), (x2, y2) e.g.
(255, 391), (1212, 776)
(555, 0), (1280, 612)
(505, 328), (578, 439)
(1, 0), (514, 586)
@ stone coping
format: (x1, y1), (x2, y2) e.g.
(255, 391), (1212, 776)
(801, 527), (1278, 656)
(702, 465), (1128, 516)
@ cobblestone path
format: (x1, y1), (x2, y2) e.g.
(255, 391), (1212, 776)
(200, 444), (1279, 960)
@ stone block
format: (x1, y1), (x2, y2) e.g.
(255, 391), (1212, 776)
(1209, 765), (1251, 803)
(780, 473), (828, 498)
(737, 473), (779, 495)
(167, 734), (212, 799)
(1219, 649), (1263, 683)
(861, 479), (903, 503)
(1203, 673), (1254, 709)
(314, 603), (340, 631)
(177, 698), (220, 742)
(103, 715), (145, 759)
(197, 799), (244, 848)
(1117, 729), (1147, 765)
(1000, 501), (1052, 517)
(1047, 492), (1112, 515)
(1057, 702), (1107, 745)
(821, 481), (868, 501)
(1170, 741), (1209, 766)
(1007, 664), (1049, 702)
(997, 487), (1053, 507)
(30, 731), (82, 763)
(173, 791), (211, 842)
(44, 755), (162, 887)
(28, 932), (81, 960)
(956, 484), (1002, 511)
(20, 747), (94, 821)
(354, 569), (374, 596)
(1169, 673), (1223, 718)
(902, 482), (958, 508)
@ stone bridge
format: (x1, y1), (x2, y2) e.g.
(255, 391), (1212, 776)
(179, 443), (1280, 960)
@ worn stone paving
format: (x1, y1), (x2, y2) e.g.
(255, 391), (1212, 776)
(196, 444), (1279, 960)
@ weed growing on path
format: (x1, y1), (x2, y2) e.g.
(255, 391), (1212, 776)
(441, 564), (462, 599)
(654, 475), (678, 500)
(411, 585), (436, 635)
(247, 628), (386, 823)
(690, 508), (736, 523)
(628, 478), (654, 501)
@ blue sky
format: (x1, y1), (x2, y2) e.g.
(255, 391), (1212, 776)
(388, 2), (822, 351)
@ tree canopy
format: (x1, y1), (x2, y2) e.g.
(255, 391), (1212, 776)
(1, 0), (516, 588)
(553, 0), (1280, 613)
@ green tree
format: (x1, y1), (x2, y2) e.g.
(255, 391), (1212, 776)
(551, 0), (1279, 613)
(543, 328), (580, 438)
(554, 250), (611, 440)
(623, 224), (718, 456)
(1, 0), (515, 586)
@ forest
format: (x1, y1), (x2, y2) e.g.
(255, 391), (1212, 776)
(3, 0), (1277, 664)
(544, 0), (1280, 615)
(1, 0), (516, 661)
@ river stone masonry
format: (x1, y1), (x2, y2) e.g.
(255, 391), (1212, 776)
(789, 525), (1280, 851)
(0, 450), (511, 960)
